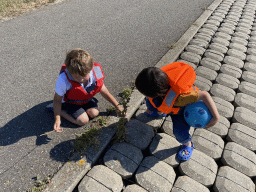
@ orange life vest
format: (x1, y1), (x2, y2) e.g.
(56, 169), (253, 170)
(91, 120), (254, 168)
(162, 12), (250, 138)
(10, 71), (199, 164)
(149, 62), (199, 114)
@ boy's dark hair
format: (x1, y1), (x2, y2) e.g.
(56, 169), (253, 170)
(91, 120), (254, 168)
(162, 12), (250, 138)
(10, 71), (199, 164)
(135, 67), (170, 98)
(65, 49), (93, 76)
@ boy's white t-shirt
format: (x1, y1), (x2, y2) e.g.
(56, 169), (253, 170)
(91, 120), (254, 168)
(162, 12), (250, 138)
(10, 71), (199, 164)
(55, 70), (96, 103)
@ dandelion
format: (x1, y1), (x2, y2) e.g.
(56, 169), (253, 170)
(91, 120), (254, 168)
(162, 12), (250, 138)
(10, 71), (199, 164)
(79, 160), (85, 165)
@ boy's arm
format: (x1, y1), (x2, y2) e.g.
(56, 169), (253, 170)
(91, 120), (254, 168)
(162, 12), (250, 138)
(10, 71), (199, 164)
(53, 92), (64, 132)
(99, 84), (123, 112)
(197, 90), (220, 128)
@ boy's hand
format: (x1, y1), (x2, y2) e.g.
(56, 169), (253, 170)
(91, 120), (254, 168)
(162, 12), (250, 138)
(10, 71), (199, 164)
(54, 119), (63, 132)
(116, 105), (127, 117)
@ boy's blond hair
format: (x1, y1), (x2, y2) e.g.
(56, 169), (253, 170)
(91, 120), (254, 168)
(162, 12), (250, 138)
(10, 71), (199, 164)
(65, 49), (93, 76)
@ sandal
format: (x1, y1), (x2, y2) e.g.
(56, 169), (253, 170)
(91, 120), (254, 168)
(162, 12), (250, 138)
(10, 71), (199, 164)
(177, 142), (194, 161)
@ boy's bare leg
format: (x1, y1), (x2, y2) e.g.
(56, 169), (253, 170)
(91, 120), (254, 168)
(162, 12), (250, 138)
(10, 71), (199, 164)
(60, 110), (89, 126)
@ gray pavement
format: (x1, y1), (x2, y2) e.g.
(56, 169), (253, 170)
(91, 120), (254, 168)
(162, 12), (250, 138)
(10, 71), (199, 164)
(45, 0), (256, 191)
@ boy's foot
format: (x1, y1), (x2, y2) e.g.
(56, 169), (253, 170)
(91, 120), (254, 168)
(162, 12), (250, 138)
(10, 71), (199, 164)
(46, 103), (54, 112)
(145, 109), (167, 117)
(177, 141), (194, 161)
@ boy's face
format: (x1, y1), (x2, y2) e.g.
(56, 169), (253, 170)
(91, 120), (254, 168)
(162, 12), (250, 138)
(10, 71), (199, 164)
(71, 72), (90, 83)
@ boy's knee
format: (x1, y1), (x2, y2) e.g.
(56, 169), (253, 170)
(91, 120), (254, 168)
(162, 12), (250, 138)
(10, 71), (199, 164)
(87, 108), (99, 118)
(76, 114), (89, 126)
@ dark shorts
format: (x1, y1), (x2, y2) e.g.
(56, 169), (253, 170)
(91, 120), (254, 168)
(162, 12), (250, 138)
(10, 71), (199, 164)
(62, 98), (98, 119)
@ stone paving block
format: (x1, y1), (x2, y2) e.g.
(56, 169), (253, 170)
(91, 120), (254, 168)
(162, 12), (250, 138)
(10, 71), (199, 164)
(231, 36), (248, 46)
(135, 104), (165, 130)
(200, 57), (221, 71)
(245, 72), (256, 85)
(234, 93), (256, 113)
(161, 115), (194, 138)
(205, 19), (220, 27)
(246, 55), (256, 64)
(179, 149), (218, 187)
(214, 31), (232, 40)
(103, 142), (143, 179)
(208, 42), (228, 54)
(233, 31), (250, 39)
(227, 123), (256, 152)
(221, 142), (256, 177)
(223, 18), (238, 26)
(180, 51), (201, 64)
(223, 55), (244, 68)
(227, 49), (246, 60)
(239, 19), (253, 26)
(212, 12), (226, 19)
(218, 26), (234, 35)
(198, 28), (215, 36)
(237, 22), (252, 29)
(212, 37), (230, 47)
(202, 23), (218, 32)
(208, 15), (223, 23)
(149, 133), (181, 167)
(244, 62), (256, 73)
(194, 33), (212, 42)
(194, 76), (212, 91)
(192, 129), (224, 160)
(204, 49), (224, 62)
(247, 48), (256, 56)
(219, 64), (242, 78)
(125, 119), (154, 150)
(215, 73), (240, 90)
(189, 39), (209, 49)
(214, 166), (255, 192)
(135, 156), (176, 192)
(212, 96), (234, 119)
(206, 115), (230, 138)
(221, 22), (236, 30)
(185, 45), (205, 56)
(236, 26), (251, 34)
(250, 31), (256, 36)
(210, 83), (236, 102)
(248, 42), (256, 49)
(78, 165), (123, 192)
(229, 42), (247, 52)
(171, 176), (210, 192)
(123, 184), (147, 192)
(249, 36), (256, 43)
(225, 15), (240, 22)
(195, 66), (218, 81)
(232, 107), (256, 131)
(238, 81), (256, 98)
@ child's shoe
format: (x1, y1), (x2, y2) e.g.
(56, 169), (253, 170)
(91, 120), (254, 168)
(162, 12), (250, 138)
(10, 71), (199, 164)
(46, 103), (54, 112)
(145, 110), (167, 117)
(177, 141), (194, 161)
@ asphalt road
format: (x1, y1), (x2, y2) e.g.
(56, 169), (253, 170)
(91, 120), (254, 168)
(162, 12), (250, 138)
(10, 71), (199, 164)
(0, 0), (214, 191)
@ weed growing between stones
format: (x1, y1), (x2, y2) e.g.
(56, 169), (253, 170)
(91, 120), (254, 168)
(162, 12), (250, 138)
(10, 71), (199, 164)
(113, 88), (132, 143)
(27, 175), (52, 192)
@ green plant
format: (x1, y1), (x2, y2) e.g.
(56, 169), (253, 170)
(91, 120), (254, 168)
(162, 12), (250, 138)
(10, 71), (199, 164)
(96, 116), (107, 126)
(74, 127), (99, 153)
(28, 176), (52, 192)
(113, 88), (132, 142)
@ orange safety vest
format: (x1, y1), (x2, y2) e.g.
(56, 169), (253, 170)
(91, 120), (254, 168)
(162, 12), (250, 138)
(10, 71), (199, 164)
(149, 62), (199, 114)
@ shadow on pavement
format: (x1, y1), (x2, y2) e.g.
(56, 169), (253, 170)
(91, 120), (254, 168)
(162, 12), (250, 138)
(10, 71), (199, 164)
(0, 101), (80, 147)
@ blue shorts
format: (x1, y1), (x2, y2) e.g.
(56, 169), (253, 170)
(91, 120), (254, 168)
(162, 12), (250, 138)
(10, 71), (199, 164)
(62, 97), (98, 119)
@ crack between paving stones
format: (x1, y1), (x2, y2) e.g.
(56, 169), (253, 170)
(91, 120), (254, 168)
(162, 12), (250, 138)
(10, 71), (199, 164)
(225, 149), (256, 165)
(190, 158), (216, 175)
(195, 135), (223, 150)
(217, 175), (252, 192)
(86, 175), (113, 192)
(172, 186), (187, 192)
(109, 148), (140, 165)
(140, 164), (174, 185)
